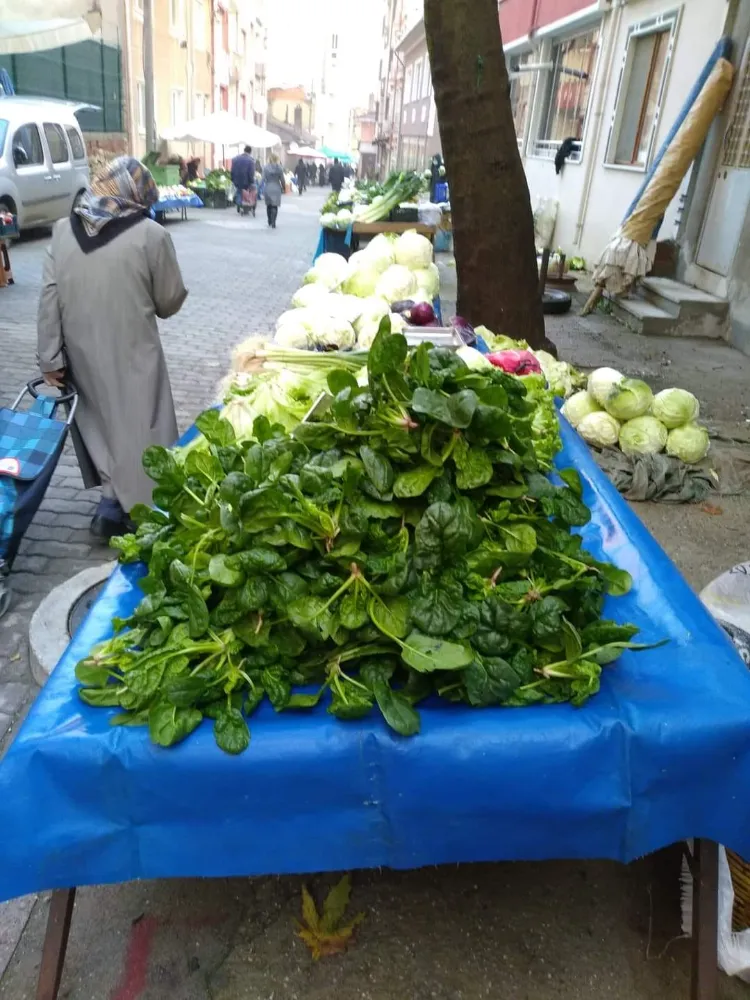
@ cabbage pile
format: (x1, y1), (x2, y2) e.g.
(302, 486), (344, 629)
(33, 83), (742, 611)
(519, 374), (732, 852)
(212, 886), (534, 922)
(283, 232), (440, 350)
(562, 369), (709, 464)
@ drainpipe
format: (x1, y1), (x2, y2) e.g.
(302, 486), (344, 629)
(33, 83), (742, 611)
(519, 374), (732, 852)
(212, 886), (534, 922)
(143, 0), (156, 152)
(120, 0), (136, 154)
(573, 0), (627, 247)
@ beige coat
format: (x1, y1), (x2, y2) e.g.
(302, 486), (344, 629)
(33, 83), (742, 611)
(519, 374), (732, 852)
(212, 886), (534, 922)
(37, 217), (187, 511)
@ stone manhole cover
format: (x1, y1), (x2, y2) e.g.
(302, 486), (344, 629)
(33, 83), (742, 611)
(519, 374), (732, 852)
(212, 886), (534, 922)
(67, 581), (107, 638)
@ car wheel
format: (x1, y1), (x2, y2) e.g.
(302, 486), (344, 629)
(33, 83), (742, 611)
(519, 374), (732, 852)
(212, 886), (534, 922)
(72, 189), (86, 210)
(0, 199), (14, 217)
(543, 288), (572, 315)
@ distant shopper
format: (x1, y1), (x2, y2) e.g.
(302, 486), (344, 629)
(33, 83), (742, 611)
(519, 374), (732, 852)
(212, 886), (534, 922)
(263, 153), (285, 228)
(37, 156), (187, 539)
(230, 145), (256, 214)
(318, 162), (326, 186)
(295, 158), (307, 195)
(328, 157), (345, 193)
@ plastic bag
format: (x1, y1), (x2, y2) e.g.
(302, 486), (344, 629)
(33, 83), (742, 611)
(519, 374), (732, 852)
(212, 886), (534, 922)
(532, 195), (558, 250)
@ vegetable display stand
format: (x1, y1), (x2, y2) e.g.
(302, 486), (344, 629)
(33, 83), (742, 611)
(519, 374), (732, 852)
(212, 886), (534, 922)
(0, 420), (748, 999)
(153, 193), (204, 223)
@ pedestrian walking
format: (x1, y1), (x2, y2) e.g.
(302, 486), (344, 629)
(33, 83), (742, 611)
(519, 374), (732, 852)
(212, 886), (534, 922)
(230, 145), (256, 214)
(328, 157), (345, 193)
(263, 153), (285, 228)
(295, 158), (307, 194)
(36, 156), (187, 539)
(318, 162), (325, 187)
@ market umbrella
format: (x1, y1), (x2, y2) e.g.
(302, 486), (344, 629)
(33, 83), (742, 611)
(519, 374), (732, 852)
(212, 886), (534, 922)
(161, 111), (280, 149)
(320, 145), (353, 163)
(582, 39), (734, 313)
(0, 0), (100, 55)
(289, 143), (326, 159)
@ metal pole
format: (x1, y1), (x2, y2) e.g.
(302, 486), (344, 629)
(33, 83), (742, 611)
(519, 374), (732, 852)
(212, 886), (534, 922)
(143, 0), (156, 151)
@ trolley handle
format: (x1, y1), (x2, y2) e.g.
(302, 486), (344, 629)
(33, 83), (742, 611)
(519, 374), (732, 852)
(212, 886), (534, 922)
(12, 378), (78, 426)
(25, 377), (77, 405)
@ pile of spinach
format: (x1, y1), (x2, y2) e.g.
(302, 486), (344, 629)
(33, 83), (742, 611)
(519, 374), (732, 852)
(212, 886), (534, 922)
(77, 326), (657, 754)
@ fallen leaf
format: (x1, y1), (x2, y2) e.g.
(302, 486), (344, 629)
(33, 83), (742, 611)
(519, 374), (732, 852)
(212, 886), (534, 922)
(700, 503), (723, 516)
(296, 875), (364, 960)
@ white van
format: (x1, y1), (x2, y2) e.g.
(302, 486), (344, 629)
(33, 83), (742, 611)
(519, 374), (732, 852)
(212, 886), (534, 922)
(0, 97), (90, 229)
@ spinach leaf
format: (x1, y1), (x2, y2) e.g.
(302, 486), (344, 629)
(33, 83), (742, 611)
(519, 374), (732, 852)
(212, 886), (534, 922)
(214, 706), (250, 754)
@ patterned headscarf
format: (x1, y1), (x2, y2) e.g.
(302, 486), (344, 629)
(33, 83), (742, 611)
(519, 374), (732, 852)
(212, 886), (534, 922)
(74, 156), (159, 237)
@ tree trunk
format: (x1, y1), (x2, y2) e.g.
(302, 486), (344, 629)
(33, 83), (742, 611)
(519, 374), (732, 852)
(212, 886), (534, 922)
(424, 0), (555, 352)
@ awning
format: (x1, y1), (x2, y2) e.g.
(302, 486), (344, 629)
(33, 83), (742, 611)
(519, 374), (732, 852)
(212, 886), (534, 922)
(289, 143), (326, 159)
(0, 1), (101, 55)
(161, 111), (281, 149)
(320, 145), (354, 163)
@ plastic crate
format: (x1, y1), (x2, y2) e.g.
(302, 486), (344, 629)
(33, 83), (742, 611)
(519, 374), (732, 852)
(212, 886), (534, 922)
(434, 181), (449, 202)
(150, 165), (180, 186)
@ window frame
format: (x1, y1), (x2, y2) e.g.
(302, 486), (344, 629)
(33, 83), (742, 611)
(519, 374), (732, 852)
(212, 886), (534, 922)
(508, 50), (537, 151)
(65, 125), (86, 160)
(404, 64), (413, 106)
(43, 122), (70, 164)
(170, 88), (186, 127)
(136, 81), (146, 135)
(170, 0), (185, 37)
(193, 0), (205, 50)
(604, 9), (681, 173)
(528, 24), (602, 163)
(12, 122), (45, 168)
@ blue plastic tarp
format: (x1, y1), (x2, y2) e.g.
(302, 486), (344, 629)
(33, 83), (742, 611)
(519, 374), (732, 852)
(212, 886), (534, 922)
(154, 194), (204, 212)
(1, 418), (749, 903)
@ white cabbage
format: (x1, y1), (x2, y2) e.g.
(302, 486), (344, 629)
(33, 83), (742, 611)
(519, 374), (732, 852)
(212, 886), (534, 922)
(603, 378), (653, 421)
(665, 423), (710, 463)
(651, 388), (700, 429)
(364, 233), (396, 270)
(375, 264), (417, 303)
(561, 391), (601, 429)
(411, 262), (440, 298)
(577, 411), (621, 448)
(302, 253), (349, 290)
(394, 230), (433, 270)
(456, 346), (493, 370)
(587, 367), (624, 406)
(343, 258), (381, 298)
(618, 415), (668, 456)
(291, 284), (332, 309)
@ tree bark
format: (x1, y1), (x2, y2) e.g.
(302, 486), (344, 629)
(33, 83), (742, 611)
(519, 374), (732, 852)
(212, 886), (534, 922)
(424, 0), (555, 352)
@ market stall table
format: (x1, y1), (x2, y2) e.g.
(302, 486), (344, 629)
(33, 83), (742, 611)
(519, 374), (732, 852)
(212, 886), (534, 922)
(153, 192), (204, 222)
(1, 419), (748, 1000)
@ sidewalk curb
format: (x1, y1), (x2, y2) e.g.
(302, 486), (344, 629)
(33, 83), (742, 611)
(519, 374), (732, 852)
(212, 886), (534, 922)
(29, 563), (115, 686)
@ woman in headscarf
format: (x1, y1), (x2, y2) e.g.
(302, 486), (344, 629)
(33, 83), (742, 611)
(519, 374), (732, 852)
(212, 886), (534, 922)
(262, 153), (285, 228)
(37, 156), (188, 539)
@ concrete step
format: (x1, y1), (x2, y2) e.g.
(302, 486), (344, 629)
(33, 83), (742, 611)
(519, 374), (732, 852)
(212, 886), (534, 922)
(639, 276), (729, 320)
(609, 296), (675, 335)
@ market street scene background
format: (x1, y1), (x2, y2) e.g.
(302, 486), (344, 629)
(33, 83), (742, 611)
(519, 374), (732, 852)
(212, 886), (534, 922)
(2, 0), (750, 997)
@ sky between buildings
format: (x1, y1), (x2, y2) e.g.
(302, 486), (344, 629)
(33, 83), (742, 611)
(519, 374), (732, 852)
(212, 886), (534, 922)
(266, 0), (384, 110)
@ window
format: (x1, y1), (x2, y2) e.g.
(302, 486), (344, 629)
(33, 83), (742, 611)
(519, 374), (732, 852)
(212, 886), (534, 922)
(607, 13), (678, 168)
(194, 0), (205, 50)
(221, 8), (229, 52)
(422, 58), (431, 99)
(13, 123), (44, 166)
(420, 103), (427, 123)
(508, 51), (535, 142)
(331, 33), (338, 51)
(170, 88), (186, 126)
(402, 108), (407, 124)
(133, 0), (143, 13)
(44, 123), (69, 163)
(294, 104), (302, 129)
(65, 126), (85, 160)
(170, 0), (185, 34)
(412, 58), (422, 102)
(241, 29), (247, 55)
(404, 64), (413, 105)
(229, 12), (238, 53)
(411, 107), (416, 124)
(136, 81), (146, 134)
(241, 93), (247, 118)
(220, 85), (229, 111)
(534, 27), (600, 159)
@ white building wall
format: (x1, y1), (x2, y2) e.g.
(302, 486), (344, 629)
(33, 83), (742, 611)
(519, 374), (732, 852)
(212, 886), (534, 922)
(517, 0), (729, 263)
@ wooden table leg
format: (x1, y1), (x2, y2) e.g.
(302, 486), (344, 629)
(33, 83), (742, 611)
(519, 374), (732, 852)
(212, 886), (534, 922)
(691, 840), (719, 1000)
(36, 888), (76, 1000)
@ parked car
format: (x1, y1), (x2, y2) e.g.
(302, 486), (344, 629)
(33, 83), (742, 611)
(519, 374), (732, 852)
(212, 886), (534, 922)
(0, 97), (90, 229)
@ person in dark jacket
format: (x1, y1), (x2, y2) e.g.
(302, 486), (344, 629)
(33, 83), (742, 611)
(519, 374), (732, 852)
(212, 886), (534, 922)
(307, 162), (316, 186)
(328, 158), (345, 192)
(230, 145), (256, 213)
(295, 158), (307, 194)
(318, 162), (326, 186)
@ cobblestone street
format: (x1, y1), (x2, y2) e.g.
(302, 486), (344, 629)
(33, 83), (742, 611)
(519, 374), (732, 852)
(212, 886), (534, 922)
(2, 195), (750, 1000)
(0, 192), (325, 748)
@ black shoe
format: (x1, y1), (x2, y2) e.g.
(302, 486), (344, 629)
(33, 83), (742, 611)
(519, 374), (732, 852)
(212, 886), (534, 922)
(90, 515), (131, 541)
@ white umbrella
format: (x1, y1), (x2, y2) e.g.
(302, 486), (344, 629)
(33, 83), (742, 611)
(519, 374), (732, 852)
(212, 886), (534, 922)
(161, 111), (280, 149)
(289, 143), (326, 159)
(0, 0), (101, 55)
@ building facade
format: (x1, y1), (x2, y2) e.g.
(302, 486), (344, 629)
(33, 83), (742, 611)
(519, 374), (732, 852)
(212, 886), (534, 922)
(211, 0), (267, 128)
(502, 0), (750, 353)
(267, 85), (314, 132)
(394, 18), (440, 172)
